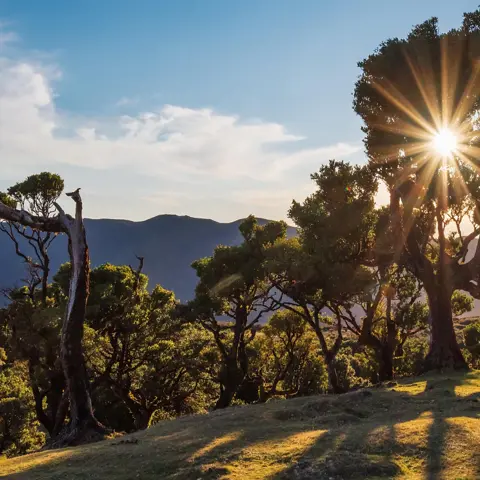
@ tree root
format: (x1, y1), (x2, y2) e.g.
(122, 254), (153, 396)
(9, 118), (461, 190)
(45, 420), (112, 449)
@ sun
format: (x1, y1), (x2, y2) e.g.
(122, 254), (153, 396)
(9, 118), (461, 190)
(432, 128), (458, 158)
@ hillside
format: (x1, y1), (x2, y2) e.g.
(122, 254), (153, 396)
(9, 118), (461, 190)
(1, 370), (479, 479)
(0, 215), (296, 302)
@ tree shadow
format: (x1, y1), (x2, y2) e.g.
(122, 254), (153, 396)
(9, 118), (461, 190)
(269, 371), (479, 479)
(1, 371), (478, 479)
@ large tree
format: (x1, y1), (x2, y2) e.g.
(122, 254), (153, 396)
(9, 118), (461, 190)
(0, 174), (66, 437)
(266, 161), (378, 392)
(353, 10), (480, 369)
(188, 216), (287, 408)
(0, 177), (106, 445)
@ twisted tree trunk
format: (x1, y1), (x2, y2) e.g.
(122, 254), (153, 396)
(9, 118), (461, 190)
(0, 191), (107, 447)
(394, 187), (469, 371)
(51, 192), (107, 445)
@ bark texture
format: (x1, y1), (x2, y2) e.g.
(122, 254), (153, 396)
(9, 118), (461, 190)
(394, 184), (471, 371)
(0, 192), (107, 446)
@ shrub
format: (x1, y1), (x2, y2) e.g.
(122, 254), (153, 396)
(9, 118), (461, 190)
(463, 322), (480, 367)
(394, 337), (428, 377)
(0, 362), (45, 457)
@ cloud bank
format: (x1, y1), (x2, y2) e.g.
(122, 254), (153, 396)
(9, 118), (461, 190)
(0, 27), (361, 221)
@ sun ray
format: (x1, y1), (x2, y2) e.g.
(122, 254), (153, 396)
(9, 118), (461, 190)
(371, 141), (431, 165)
(370, 116), (437, 141)
(366, 26), (480, 235)
(451, 59), (480, 128)
(372, 78), (438, 136)
(404, 52), (442, 131)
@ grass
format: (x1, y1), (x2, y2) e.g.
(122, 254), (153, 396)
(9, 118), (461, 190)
(1, 370), (479, 480)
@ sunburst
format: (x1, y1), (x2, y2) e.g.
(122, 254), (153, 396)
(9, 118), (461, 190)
(431, 128), (458, 159)
(368, 34), (480, 216)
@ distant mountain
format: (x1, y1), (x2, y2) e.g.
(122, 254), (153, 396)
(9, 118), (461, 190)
(0, 215), (297, 302)
(2, 216), (479, 318)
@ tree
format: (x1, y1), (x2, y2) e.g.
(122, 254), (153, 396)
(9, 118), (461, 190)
(252, 310), (328, 401)
(78, 262), (216, 430)
(353, 10), (480, 369)
(0, 176), (106, 446)
(335, 266), (427, 382)
(0, 360), (45, 457)
(188, 216), (287, 408)
(0, 173), (64, 304)
(0, 285), (65, 437)
(340, 267), (471, 381)
(0, 174), (67, 436)
(266, 161), (378, 393)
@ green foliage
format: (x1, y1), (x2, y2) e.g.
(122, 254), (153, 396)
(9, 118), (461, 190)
(0, 192), (17, 209)
(463, 322), (480, 367)
(331, 353), (359, 392)
(354, 14), (480, 190)
(192, 215), (287, 303)
(451, 291), (474, 317)
(0, 362), (45, 457)
(332, 348), (370, 391)
(349, 349), (377, 384)
(252, 310), (328, 400)
(353, 7), (480, 370)
(82, 262), (217, 431)
(7, 172), (64, 215)
(189, 216), (288, 408)
(0, 285), (64, 438)
(285, 160), (378, 302)
(394, 337), (429, 377)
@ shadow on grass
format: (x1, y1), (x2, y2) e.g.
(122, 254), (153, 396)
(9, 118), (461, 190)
(268, 372), (479, 479)
(1, 371), (479, 480)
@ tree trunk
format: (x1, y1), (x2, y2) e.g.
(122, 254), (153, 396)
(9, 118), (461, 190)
(424, 287), (467, 370)
(133, 409), (153, 431)
(378, 345), (394, 382)
(215, 359), (244, 409)
(41, 247), (50, 306)
(1, 192), (107, 446)
(52, 388), (70, 437)
(401, 205), (468, 372)
(325, 354), (346, 394)
(424, 208), (467, 371)
(215, 383), (237, 409)
(51, 194), (107, 446)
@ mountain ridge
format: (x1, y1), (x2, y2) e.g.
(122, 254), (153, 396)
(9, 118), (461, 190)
(0, 214), (296, 302)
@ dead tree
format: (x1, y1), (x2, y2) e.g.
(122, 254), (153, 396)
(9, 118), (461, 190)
(0, 189), (107, 446)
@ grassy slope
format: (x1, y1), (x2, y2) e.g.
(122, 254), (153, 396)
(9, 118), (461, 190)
(1, 371), (479, 480)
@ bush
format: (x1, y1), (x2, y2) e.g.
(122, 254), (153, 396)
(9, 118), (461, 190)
(0, 362), (45, 457)
(463, 322), (480, 367)
(394, 337), (428, 377)
(332, 351), (369, 392)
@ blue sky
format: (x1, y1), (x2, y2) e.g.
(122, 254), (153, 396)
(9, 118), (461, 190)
(0, 0), (477, 222)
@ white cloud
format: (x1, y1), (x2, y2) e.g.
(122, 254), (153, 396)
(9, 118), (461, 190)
(115, 96), (139, 107)
(231, 184), (316, 208)
(0, 22), (18, 49)
(0, 31), (17, 48)
(0, 36), (362, 220)
(0, 55), (360, 180)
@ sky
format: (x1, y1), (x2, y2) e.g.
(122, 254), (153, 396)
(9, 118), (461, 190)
(0, 0), (478, 223)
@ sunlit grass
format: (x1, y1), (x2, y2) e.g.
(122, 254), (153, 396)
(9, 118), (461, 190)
(189, 431), (242, 461)
(0, 370), (478, 479)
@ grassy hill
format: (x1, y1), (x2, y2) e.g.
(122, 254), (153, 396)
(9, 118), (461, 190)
(1, 371), (479, 480)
